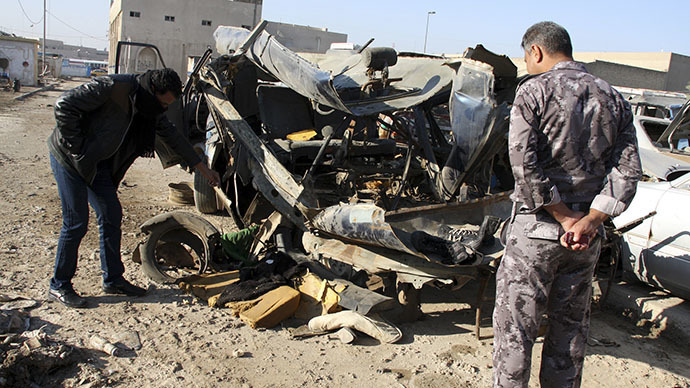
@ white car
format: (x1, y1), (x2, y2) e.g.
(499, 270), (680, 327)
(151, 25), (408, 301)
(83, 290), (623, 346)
(613, 96), (690, 299)
(613, 172), (690, 299)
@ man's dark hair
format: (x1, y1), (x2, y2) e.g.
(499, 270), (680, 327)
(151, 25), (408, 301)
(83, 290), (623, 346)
(149, 68), (182, 98)
(521, 21), (573, 57)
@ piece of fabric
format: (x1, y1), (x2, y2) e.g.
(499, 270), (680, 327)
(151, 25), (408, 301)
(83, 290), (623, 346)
(508, 61), (641, 216)
(493, 214), (600, 388)
(220, 225), (260, 265)
(49, 154), (125, 291)
(178, 271), (240, 305)
(308, 310), (402, 344)
(216, 251), (303, 305)
(216, 275), (287, 304)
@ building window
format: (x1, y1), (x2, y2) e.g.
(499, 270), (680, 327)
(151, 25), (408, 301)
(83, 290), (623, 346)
(202, 20), (212, 26)
(129, 11), (140, 17)
(164, 15), (175, 22)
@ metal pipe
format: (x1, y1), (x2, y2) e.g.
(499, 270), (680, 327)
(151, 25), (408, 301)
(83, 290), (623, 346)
(391, 141), (414, 211)
(213, 186), (233, 211)
(302, 125), (335, 183)
(42, 0), (46, 77)
(424, 11), (435, 54)
(357, 38), (375, 54)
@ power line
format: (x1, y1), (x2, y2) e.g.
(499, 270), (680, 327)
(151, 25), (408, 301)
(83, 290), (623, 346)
(46, 10), (107, 41)
(17, 0), (44, 25)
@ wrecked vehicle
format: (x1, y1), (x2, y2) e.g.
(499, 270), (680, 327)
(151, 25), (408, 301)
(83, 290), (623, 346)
(616, 87), (690, 181)
(126, 21), (517, 330)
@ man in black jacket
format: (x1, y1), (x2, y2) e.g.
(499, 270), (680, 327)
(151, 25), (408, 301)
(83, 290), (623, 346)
(47, 68), (220, 308)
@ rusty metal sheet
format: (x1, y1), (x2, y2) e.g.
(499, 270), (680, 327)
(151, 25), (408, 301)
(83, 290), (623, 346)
(302, 232), (479, 289)
(308, 203), (417, 255)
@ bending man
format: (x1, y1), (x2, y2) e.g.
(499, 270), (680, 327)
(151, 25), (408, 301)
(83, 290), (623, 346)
(47, 68), (220, 308)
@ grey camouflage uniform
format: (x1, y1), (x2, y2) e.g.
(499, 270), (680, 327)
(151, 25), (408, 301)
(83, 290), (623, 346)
(492, 61), (642, 388)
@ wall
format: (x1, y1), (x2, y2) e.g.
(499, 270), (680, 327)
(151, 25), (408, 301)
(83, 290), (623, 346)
(41, 39), (108, 63)
(511, 51), (690, 93)
(110, 0), (261, 77)
(573, 52), (673, 72)
(584, 61), (666, 90)
(0, 37), (38, 86)
(61, 59), (90, 77)
(665, 53), (690, 92)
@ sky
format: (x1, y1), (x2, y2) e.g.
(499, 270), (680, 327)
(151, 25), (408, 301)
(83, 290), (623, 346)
(1, 0), (689, 58)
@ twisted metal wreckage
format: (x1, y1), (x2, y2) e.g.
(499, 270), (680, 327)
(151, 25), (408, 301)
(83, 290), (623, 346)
(135, 21), (519, 332)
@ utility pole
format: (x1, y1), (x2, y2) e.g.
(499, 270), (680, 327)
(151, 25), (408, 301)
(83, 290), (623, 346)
(42, 0), (46, 78)
(424, 11), (435, 54)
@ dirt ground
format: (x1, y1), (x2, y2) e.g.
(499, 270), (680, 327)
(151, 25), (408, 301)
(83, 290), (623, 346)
(0, 79), (689, 388)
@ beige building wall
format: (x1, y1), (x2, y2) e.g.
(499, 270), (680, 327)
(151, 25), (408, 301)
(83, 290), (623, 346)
(42, 38), (108, 62)
(511, 51), (690, 92)
(109, 0), (261, 77)
(573, 52), (672, 72)
(584, 61), (666, 90)
(665, 53), (690, 92)
(511, 52), (675, 76)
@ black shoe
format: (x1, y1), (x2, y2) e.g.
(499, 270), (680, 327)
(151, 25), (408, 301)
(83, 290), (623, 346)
(475, 215), (503, 249)
(49, 288), (87, 308)
(102, 279), (147, 296)
(411, 231), (452, 261)
(441, 215), (503, 250)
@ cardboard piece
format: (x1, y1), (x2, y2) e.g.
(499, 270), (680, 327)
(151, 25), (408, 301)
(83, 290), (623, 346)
(239, 286), (300, 329)
(293, 272), (344, 320)
(179, 271), (240, 306)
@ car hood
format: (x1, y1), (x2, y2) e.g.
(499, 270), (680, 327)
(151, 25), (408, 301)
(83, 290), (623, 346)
(639, 147), (690, 181)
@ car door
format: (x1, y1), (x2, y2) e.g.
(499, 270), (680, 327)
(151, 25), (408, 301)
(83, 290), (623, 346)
(641, 173), (690, 299)
(616, 180), (658, 274)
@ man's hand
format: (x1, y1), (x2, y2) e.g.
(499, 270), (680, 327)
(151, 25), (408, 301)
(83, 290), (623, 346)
(193, 161), (221, 187)
(544, 202), (585, 250)
(562, 209), (608, 251)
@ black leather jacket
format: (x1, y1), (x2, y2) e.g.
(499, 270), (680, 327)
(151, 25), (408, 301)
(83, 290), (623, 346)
(47, 74), (200, 185)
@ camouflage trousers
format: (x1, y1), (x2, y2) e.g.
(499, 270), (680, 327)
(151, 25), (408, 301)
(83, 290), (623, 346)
(492, 212), (601, 388)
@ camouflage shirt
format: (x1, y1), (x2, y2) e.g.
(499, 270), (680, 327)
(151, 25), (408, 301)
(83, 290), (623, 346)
(509, 61), (642, 216)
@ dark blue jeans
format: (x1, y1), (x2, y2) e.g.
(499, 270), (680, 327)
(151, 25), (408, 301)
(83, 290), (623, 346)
(50, 154), (125, 291)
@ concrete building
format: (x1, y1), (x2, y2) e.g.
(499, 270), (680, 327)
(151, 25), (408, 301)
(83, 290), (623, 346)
(0, 33), (39, 86)
(40, 38), (108, 63)
(512, 52), (690, 92)
(109, 0), (262, 77)
(108, 0), (348, 79)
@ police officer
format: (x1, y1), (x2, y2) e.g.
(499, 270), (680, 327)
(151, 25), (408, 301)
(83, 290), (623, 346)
(492, 22), (642, 388)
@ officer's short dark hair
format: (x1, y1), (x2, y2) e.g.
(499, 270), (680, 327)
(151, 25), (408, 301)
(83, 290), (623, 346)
(150, 68), (182, 98)
(521, 21), (573, 57)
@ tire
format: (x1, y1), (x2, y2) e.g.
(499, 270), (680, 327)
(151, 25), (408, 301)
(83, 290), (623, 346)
(139, 211), (220, 284)
(193, 170), (218, 214)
